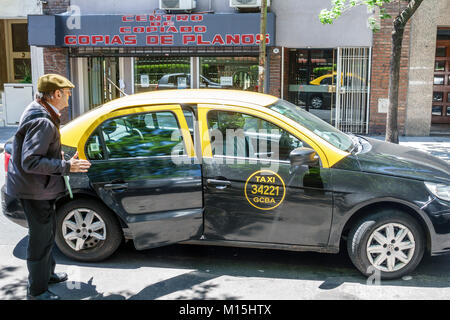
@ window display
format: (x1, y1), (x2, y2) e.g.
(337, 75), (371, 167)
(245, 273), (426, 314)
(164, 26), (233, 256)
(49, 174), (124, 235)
(134, 57), (190, 93)
(200, 57), (258, 91)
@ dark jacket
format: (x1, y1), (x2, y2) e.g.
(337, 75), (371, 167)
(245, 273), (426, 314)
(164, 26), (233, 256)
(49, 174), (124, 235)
(6, 100), (71, 200)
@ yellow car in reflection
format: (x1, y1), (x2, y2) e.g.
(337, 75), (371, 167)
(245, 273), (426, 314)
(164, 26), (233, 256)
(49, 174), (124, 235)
(299, 72), (366, 109)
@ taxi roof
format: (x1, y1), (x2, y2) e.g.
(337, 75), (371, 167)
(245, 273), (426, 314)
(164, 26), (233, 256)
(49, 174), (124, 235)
(85, 89), (277, 115)
(61, 89), (278, 145)
(126, 88), (278, 105)
(60, 89), (349, 167)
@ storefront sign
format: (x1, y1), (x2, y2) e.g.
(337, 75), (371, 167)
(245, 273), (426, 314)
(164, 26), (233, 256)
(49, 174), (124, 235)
(28, 13), (275, 47)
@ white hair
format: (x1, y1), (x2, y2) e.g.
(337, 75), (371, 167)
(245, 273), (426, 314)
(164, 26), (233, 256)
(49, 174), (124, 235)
(35, 91), (56, 100)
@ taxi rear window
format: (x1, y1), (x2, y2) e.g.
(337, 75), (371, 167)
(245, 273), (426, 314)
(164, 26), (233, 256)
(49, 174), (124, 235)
(85, 111), (186, 160)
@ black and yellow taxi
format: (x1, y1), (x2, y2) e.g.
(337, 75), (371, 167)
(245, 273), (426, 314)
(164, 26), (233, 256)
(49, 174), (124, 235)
(2, 89), (450, 280)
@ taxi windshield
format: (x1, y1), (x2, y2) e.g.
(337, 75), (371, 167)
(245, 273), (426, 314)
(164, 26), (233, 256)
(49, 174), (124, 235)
(267, 99), (354, 152)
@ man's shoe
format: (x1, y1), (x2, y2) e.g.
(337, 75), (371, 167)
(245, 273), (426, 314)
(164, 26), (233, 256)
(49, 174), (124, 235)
(49, 272), (68, 284)
(26, 290), (60, 300)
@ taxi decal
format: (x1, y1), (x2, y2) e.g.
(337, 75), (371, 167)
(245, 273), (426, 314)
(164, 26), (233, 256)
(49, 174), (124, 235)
(244, 170), (286, 211)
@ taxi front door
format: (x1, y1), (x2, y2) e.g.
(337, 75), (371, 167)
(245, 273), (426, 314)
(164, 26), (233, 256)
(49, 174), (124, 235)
(199, 106), (334, 247)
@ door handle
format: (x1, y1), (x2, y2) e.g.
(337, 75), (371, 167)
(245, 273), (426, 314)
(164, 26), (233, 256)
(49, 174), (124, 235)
(207, 179), (231, 190)
(104, 183), (129, 191)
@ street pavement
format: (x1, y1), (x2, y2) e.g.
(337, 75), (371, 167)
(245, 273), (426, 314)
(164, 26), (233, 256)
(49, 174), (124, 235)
(0, 126), (449, 300)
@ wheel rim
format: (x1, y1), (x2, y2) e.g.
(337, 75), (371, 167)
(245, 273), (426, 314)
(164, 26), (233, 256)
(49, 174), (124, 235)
(366, 223), (416, 273)
(62, 208), (107, 251)
(311, 97), (322, 108)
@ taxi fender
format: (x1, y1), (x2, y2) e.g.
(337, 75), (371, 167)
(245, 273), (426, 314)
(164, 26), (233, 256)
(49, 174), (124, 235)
(329, 196), (436, 252)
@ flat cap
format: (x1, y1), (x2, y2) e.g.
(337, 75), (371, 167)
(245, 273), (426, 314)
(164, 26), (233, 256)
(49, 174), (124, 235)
(38, 74), (75, 93)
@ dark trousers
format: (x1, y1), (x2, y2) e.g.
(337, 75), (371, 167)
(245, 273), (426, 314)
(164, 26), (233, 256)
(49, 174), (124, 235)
(20, 199), (57, 296)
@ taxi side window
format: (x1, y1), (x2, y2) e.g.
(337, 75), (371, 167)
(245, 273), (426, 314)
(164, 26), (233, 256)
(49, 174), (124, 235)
(88, 111), (185, 160)
(207, 110), (306, 161)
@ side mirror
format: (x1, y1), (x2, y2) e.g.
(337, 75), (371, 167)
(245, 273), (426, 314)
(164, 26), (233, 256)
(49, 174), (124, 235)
(289, 147), (319, 167)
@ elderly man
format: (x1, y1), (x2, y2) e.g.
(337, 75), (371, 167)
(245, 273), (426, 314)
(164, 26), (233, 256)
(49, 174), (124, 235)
(6, 74), (91, 300)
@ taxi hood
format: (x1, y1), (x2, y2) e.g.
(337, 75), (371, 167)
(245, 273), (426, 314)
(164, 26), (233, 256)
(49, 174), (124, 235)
(354, 137), (450, 185)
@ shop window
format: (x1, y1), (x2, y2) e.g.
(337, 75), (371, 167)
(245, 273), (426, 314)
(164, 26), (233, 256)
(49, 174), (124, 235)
(134, 57), (190, 93)
(434, 75), (445, 85)
(437, 31), (450, 41)
(436, 47), (446, 57)
(435, 61), (446, 71)
(432, 106), (443, 116)
(433, 92), (443, 102)
(200, 57), (258, 91)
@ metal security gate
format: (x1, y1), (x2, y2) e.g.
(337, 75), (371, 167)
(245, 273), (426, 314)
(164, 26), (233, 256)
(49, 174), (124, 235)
(334, 47), (371, 134)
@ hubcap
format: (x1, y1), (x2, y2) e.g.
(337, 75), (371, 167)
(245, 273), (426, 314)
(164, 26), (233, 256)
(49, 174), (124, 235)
(311, 97), (322, 108)
(62, 208), (106, 251)
(366, 223), (415, 272)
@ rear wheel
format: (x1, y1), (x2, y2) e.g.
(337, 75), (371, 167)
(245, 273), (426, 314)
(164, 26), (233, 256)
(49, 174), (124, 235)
(55, 198), (123, 262)
(347, 210), (425, 280)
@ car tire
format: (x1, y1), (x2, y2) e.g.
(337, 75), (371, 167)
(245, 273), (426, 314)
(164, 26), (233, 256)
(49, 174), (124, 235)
(55, 198), (123, 262)
(310, 96), (323, 109)
(347, 209), (425, 280)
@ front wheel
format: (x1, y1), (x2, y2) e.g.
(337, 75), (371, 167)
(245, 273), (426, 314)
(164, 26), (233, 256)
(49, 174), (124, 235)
(55, 198), (123, 262)
(347, 210), (425, 280)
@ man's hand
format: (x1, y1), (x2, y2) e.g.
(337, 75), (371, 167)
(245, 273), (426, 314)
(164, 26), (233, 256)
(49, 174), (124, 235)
(69, 151), (91, 173)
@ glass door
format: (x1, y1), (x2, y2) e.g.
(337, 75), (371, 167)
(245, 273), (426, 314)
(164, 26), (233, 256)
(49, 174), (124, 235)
(287, 49), (336, 124)
(88, 57), (120, 109)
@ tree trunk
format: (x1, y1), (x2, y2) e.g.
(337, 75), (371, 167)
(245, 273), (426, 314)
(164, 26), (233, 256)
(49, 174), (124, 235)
(258, 0), (268, 93)
(385, 0), (424, 143)
(386, 23), (404, 144)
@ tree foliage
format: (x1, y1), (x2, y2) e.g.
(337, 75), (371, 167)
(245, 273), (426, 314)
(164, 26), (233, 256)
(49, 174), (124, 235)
(319, 0), (397, 32)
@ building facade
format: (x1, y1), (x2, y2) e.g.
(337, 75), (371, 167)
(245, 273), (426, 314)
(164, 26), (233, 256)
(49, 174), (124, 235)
(369, 0), (450, 136)
(4, 0), (449, 136)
